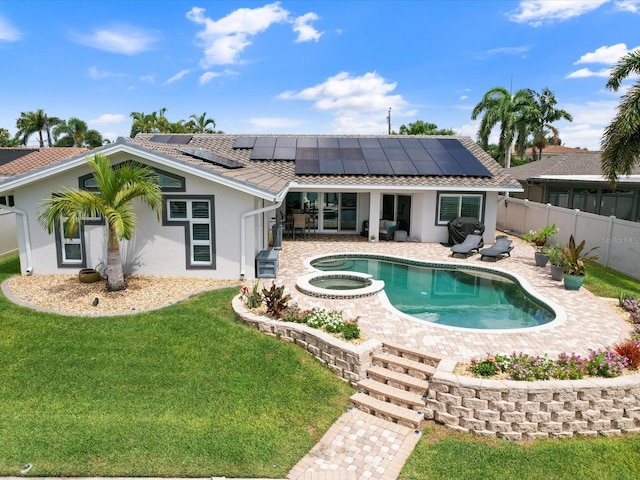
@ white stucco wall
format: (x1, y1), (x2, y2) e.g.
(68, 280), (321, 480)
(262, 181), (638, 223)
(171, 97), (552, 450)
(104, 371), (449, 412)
(12, 155), (262, 279)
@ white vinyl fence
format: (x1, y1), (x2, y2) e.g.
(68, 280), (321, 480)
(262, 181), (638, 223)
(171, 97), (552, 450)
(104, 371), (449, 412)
(0, 209), (18, 258)
(497, 196), (640, 281)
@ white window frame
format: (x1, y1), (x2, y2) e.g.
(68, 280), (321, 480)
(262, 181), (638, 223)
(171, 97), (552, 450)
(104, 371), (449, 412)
(437, 193), (484, 225)
(58, 218), (83, 265)
(165, 197), (215, 269)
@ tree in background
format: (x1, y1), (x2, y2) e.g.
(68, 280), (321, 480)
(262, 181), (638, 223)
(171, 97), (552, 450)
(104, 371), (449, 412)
(396, 120), (455, 136)
(527, 87), (573, 161)
(0, 128), (19, 147)
(52, 117), (106, 148)
(601, 49), (640, 184)
(186, 112), (216, 133)
(15, 110), (62, 147)
(129, 109), (220, 136)
(38, 154), (163, 291)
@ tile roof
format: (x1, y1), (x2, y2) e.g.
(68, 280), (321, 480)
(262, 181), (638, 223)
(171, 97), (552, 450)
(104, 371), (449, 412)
(128, 134), (522, 194)
(525, 145), (589, 156)
(0, 147), (89, 176)
(507, 151), (640, 181)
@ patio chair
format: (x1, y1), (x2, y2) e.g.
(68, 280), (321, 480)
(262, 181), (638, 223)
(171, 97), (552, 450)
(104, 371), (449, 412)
(450, 234), (484, 258)
(479, 237), (514, 261)
(292, 213), (307, 240)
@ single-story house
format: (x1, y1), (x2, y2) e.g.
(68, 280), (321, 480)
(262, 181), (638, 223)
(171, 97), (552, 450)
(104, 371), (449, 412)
(0, 134), (521, 279)
(507, 151), (640, 223)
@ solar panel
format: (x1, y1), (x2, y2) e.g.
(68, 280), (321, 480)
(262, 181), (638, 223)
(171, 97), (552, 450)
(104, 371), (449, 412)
(178, 148), (243, 169)
(296, 137), (318, 148)
(273, 147), (296, 160)
(318, 147), (344, 174)
(337, 138), (360, 148)
(405, 149), (443, 175)
(254, 137), (277, 148)
(294, 147), (319, 174)
(149, 134), (173, 143)
(358, 138), (380, 148)
(233, 137), (256, 149)
(361, 147), (387, 162)
(317, 137), (339, 148)
(250, 147), (275, 160)
(378, 137), (402, 149)
(366, 160), (394, 175)
(396, 137), (423, 149)
(167, 135), (193, 144)
(275, 137), (297, 148)
(440, 139), (492, 177)
(341, 148), (369, 175)
(390, 159), (418, 175)
(419, 138), (467, 176)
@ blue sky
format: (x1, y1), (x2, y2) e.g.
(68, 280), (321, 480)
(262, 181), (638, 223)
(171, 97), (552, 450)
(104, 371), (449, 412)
(1, 0), (639, 150)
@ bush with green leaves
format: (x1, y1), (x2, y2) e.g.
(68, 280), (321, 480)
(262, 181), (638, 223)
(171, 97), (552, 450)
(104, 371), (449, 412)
(262, 281), (291, 318)
(241, 281), (263, 309)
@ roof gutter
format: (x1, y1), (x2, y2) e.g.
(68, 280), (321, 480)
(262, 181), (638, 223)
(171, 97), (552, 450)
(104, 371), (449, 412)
(240, 199), (283, 279)
(3, 205), (33, 275)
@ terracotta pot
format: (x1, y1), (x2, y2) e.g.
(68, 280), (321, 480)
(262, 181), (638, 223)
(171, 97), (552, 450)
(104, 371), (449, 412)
(79, 268), (101, 283)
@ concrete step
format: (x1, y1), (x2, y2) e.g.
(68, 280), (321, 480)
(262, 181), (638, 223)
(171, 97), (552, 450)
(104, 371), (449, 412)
(357, 377), (426, 409)
(372, 351), (437, 380)
(382, 341), (442, 367)
(366, 365), (430, 395)
(350, 392), (425, 430)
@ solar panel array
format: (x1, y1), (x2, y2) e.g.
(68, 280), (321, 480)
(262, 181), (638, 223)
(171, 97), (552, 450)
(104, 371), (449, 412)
(232, 136), (491, 177)
(178, 148), (243, 169)
(149, 134), (193, 144)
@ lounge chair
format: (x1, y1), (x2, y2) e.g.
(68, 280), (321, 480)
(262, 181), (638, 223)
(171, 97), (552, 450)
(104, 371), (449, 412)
(450, 234), (484, 258)
(479, 237), (514, 261)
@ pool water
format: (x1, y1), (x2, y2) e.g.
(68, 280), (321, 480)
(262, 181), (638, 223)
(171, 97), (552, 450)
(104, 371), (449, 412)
(309, 275), (372, 290)
(311, 256), (555, 329)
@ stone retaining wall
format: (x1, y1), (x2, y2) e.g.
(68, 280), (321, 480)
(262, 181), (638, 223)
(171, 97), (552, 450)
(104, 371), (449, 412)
(232, 295), (381, 386)
(428, 367), (640, 440)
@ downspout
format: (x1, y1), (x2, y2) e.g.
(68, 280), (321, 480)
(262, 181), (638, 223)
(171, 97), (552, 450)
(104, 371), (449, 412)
(240, 200), (283, 279)
(4, 206), (33, 275)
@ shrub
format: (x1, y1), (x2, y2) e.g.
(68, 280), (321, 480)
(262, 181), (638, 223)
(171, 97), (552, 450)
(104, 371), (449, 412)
(613, 339), (640, 369)
(241, 281), (263, 309)
(552, 352), (587, 380)
(586, 349), (628, 378)
(470, 354), (508, 377)
(341, 321), (361, 340)
(280, 304), (311, 323)
(507, 353), (555, 381)
(262, 282), (291, 318)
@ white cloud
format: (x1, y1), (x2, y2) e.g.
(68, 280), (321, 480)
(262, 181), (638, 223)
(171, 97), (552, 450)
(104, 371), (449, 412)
(88, 66), (124, 79)
(555, 123), (605, 150)
(507, 0), (609, 26)
(279, 71), (413, 134)
(72, 24), (158, 55)
(139, 74), (155, 83)
(574, 43), (637, 64)
(292, 12), (323, 42)
(186, 3), (290, 66)
(88, 113), (127, 126)
(565, 67), (611, 79)
(614, 0), (640, 12)
(0, 14), (21, 41)
(199, 69), (238, 85)
(459, 95), (469, 100)
(165, 69), (191, 85)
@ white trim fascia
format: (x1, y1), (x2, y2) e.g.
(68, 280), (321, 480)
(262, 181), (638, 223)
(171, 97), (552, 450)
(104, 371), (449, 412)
(0, 142), (282, 202)
(287, 182), (523, 193)
(536, 174), (640, 183)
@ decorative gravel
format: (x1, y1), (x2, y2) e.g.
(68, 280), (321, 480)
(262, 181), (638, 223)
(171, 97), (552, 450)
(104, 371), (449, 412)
(3, 274), (241, 316)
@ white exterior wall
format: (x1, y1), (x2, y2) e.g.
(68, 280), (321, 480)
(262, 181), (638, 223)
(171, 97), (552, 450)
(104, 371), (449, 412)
(13, 156), (260, 279)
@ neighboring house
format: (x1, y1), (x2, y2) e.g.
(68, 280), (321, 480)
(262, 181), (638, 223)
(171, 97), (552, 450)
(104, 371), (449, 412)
(523, 145), (588, 161)
(0, 134), (521, 279)
(507, 151), (640, 222)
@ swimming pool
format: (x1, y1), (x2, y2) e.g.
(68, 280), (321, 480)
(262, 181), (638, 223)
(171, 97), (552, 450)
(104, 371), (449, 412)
(310, 255), (555, 330)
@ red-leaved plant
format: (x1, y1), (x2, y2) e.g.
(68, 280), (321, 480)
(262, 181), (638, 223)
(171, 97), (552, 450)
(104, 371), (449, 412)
(613, 339), (640, 369)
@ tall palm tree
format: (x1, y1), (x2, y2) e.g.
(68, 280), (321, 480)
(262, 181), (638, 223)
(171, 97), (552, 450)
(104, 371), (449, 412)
(601, 49), (640, 184)
(52, 117), (105, 148)
(38, 154), (163, 291)
(15, 109), (62, 147)
(527, 88), (573, 161)
(187, 112), (216, 133)
(471, 87), (535, 168)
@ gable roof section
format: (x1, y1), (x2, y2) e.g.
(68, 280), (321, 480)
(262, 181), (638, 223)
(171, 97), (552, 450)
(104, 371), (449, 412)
(507, 151), (640, 183)
(0, 147), (88, 176)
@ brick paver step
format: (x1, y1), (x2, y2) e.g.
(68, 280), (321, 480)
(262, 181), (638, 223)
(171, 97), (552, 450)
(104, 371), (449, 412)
(350, 392), (426, 430)
(366, 365), (430, 393)
(383, 341), (442, 367)
(372, 351), (437, 379)
(357, 377), (426, 408)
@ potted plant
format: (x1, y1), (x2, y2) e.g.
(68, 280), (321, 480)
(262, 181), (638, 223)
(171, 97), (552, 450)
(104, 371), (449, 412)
(543, 243), (568, 281)
(563, 235), (599, 290)
(522, 224), (558, 267)
(370, 234), (376, 243)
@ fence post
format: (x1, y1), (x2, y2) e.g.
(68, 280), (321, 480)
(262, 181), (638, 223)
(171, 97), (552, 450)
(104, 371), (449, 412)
(604, 215), (615, 268)
(572, 209), (579, 239)
(523, 199), (528, 236)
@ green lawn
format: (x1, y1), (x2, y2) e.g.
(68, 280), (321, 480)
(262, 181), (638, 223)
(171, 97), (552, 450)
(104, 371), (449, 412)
(584, 260), (640, 298)
(0, 255), (353, 478)
(399, 425), (640, 480)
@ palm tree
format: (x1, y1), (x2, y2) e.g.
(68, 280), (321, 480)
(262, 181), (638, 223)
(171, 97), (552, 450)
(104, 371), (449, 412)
(471, 87), (535, 168)
(601, 49), (640, 184)
(397, 120), (455, 136)
(52, 117), (105, 148)
(526, 88), (573, 161)
(38, 154), (163, 291)
(187, 112), (216, 133)
(0, 128), (19, 147)
(15, 110), (62, 147)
